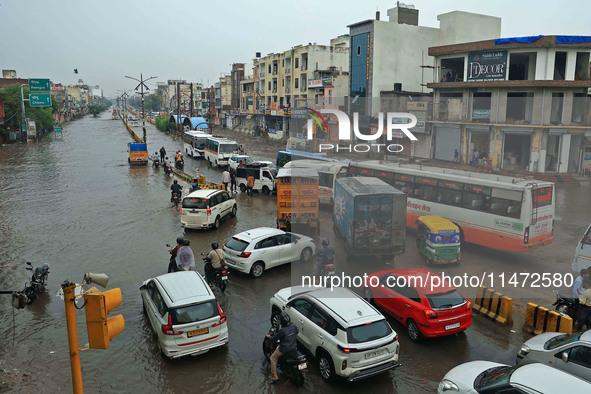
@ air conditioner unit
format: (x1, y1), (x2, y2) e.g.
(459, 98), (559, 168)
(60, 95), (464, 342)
(587, 87), (591, 95)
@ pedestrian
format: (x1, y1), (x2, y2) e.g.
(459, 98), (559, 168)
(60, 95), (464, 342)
(222, 169), (231, 190)
(473, 149), (479, 166)
(573, 268), (590, 298)
(160, 146), (166, 163)
(577, 279), (591, 330)
(453, 148), (459, 163)
(230, 169), (237, 193)
(247, 174), (255, 197)
(239, 145), (244, 154)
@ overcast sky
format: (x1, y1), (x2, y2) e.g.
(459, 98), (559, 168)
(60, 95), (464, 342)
(1, 0), (589, 96)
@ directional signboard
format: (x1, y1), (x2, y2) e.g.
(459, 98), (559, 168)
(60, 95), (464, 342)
(29, 93), (52, 107)
(28, 79), (51, 92)
(54, 127), (62, 133)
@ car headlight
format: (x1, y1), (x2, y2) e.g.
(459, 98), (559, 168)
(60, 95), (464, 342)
(519, 344), (530, 356)
(439, 379), (459, 392)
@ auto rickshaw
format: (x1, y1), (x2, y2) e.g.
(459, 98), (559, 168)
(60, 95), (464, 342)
(416, 215), (461, 265)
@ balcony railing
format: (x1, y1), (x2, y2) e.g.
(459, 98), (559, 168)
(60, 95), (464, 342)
(272, 70), (278, 75)
(285, 87), (291, 94)
(259, 71), (266, 77)
(272, 88), (278, 93)
(285, 68), (291, 74)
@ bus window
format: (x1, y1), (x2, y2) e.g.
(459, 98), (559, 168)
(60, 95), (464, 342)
(415, 177), (438, 201)
(393, 174), (414, 195)
(463, 184), (492, 211)
(318, 172), (334, 188)
(438, 181), (464, 205)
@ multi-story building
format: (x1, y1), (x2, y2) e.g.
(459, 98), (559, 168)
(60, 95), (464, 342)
(427, 35), (591, 174)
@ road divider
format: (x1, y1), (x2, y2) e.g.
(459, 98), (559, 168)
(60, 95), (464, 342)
(473, 286), (513, 325)
(523, 302), (573, 335)
(172, 170), (227, 191)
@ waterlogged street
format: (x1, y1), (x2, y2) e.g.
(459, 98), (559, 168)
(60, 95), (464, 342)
(1, 113), (590, 393)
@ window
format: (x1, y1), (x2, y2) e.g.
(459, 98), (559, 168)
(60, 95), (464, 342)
(506, 92), (533, 122)
(357, 45), (361, 55)
(275, 233), (292, 245)
(220, 192), (230, 202)
(309, 308), (330, 331)
(546, 333), (582, 350)
(567, 346), (591, 368)
(171, 300), (218, 324)
(268, 81), (271, 91)
(572, 93), (587, 123)
(225, 237), (249, 252)
(182, 197), (208, 209)
(263, 171), (273, 180)
(145, 281), (156, 298)
(414, 177), (438, 202)
(551, 92), (564, 125)
(554, 51), (567, 80)
(508, 53), (536, 81)
(463, 184), (492, 211)
(318, 172), (334, 188)
(428, 290), (466, 309)
(255, 236), (277, 249)
(472, 92), (492, 121)
(151, 289), (167, 316)
(397, 284), (421, 303)
(346, 320), (392, 344)
(440, 57), (464, 82)
(437, 180), (464, 205)
(393, 174), (414, 195)
(291, 298), (313, 317)
(575, 52), (590, 80)
(295, 58), (299, 69)
(268, 64), (271, 74)
(294, 78), (299, 89)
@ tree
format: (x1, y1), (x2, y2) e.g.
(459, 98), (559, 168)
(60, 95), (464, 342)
(0, 84), (56, 135)
(89, 105), (108, 117)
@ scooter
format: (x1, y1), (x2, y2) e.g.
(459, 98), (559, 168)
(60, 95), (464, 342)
(22, 262), (50, 304)
(262, 326), (307, 387)
(201, 253), (229, 292)
(553, 290), (579, 318)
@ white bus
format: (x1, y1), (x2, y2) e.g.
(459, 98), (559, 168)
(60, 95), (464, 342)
(283, 159), (348, 205)
(343, 160), (555, 252)
(204, 136), (238, 167)
(183, 130), (210, 158)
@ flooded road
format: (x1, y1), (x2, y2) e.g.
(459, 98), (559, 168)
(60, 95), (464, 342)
(1, 112), (590, 393)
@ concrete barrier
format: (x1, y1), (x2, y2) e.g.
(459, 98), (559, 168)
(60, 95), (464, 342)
(473, 286), (513, 325)
(523, 302), (573, 335)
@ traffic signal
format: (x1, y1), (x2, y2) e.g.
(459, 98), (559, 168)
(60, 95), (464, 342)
(84, 287), (125, 349)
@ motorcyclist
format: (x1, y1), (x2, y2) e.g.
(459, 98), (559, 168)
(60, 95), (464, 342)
(175, 239), (195, 271)
(175, 151), (183, 164)
(189, 182), (200, 193)
(171, 180), (183, 202)
(152, 152), (160, 166)
(168, 237), (184, 273)
(315, 238), (335, 276)
(204, 242), (225, 286)
(267, 312), (299, 384)
(164, 156), (172, 173)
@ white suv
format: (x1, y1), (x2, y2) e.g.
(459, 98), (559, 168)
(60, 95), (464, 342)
(181, 189), (237, 230)
(140, 271), (228, 359)
(223, 227), (315, 277)
(270, 286), (400, 382)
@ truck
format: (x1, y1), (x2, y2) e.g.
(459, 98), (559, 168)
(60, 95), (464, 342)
(128, 142), (148, 165)
(276, 168), (319, 234)
(333, 177), (406, 258)
(236, 163), (277, 195)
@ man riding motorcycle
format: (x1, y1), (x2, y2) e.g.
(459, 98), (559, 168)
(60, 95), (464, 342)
(266, 312), (299, 384)
(171, 180), (183, 202)
(175, 239), (195, 271)
(204, 242), (225, 286)
(168, 237), (184, 273)
(163, 156), (173, 174)
(189, 182), (200, 193)
(152, 152), (160, 167)
(315, 238), (335, 277)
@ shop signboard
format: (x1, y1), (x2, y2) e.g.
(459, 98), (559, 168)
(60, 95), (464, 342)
(467, 51), (507, 81)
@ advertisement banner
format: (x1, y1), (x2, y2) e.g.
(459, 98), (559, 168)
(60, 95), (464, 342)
(468, 51), (507, 81)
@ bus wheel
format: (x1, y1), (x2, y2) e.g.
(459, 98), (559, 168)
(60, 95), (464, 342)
(239, 184), (246, 193)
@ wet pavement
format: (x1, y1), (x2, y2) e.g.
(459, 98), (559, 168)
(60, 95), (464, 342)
(0, 112), (590, 393)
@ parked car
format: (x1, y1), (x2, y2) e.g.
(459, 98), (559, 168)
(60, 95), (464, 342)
(516, 330), (591, 382)
(228, 154), (253, 170)
(364, 268), (471, 341)
(140, 271), (228, 359)
(180, 189), (237, 230)
(438, 361), (590, 393)
(223, 227), (315, 278)
(270, 286), (401, 382)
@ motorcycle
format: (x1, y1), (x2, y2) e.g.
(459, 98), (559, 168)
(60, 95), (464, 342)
(262, 326), (307, 387)
(175, 158), (184, 169)
(320, 262), (336, 276)
(553, 290), (579, 319)
(201, 252), (229, 292)
(153, 159), (160, 168)
(22, 262), (50, 304)
(172, 191), (182, 207)
(166, 244), (180, 273)
(164, 165), (173, 176)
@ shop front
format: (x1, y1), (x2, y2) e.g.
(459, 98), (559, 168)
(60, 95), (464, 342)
(501, 127), (532, 171)
(433, 124), (461, 162)
(467, 125), (490, 165)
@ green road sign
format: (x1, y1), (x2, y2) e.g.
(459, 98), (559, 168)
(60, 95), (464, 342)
(54, 127), (62, 133)
(29, 79), (51, 92)
(29, 93), (52, 107)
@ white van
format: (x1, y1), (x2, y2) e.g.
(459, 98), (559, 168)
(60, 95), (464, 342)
(283, 159), (348, 205)
(236, 164), (276, 195)
(572, 224), (591, 272)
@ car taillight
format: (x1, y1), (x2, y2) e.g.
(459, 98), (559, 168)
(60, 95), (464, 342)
(238, 251), (251, 258)
(161, 314), (183, 335)
(524, 227), (529, 244)
(179, 207), (182, 213)
(212, 303), (226, 327)
(207, 207), (211, 215)
(338, 345), (362, 353)
(424, 309), (437, 319)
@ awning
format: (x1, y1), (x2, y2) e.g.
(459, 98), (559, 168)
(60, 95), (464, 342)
(502, 127), (533, 135)
(548, 128), (567, 135)
(467, 125), (490, 133)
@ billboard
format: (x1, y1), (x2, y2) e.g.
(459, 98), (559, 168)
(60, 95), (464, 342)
(468, 51), (507, 81)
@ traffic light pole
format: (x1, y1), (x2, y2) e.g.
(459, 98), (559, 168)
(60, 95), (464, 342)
(62, 281), (84, 394)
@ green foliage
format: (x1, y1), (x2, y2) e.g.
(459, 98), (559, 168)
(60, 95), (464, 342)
(143, 94), (161, 112)
(156, 116), (171, 132)
(89, 105), (108, 116)
(0, 84), (56, 134)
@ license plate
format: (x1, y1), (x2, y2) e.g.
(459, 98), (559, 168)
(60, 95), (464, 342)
(445, 323), (461, 330)
(298, 363), (307, 370)
(221, 276), (228, 280)
(187, 328), (209, 337)
(365, 349), (384, 359)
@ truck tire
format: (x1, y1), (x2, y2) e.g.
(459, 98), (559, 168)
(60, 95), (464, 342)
(239, 184), (246, 193)
(262, 186), (270, 195)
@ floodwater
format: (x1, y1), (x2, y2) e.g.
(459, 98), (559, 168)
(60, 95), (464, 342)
(0, 112), (589, 393)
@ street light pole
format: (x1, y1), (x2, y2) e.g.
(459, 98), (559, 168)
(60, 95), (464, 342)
(125, 73), (157, 143)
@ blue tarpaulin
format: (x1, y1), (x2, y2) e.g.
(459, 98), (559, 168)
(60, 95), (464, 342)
(556, 36), (591, 44)
(495, 35), (543, 45)
(171, 115), (187, 124)
(188, 117), (208, 129)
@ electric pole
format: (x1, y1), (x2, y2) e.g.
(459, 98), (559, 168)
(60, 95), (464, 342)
(125, 73), (157, 143)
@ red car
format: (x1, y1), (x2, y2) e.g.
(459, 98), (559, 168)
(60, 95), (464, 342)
(363, 268), (471, 341)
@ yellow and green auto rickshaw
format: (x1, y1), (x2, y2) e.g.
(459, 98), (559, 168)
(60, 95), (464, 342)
(416, 215), (461, 265)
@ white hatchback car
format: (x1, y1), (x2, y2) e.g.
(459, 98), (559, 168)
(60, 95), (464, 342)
(181, 189), (237, 230)
(438, 360), (591, 393)
(270, 286), (400, 382)
(140, 271), (228, 359)
(223, 227), (315, 277)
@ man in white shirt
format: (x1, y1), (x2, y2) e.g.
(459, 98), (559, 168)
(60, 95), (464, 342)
(573, 268), (589, 298)
(222, 169), (231, 190)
